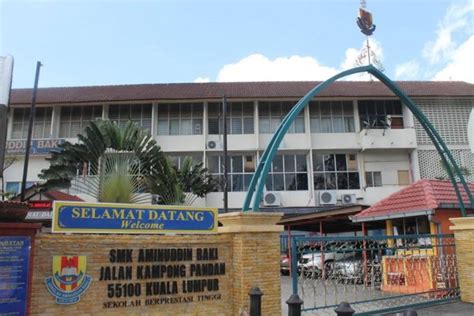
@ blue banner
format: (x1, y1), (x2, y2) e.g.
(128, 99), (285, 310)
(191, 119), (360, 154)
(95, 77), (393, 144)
(0, 237), (31, 316)
(52, 201), (218, 234)
(5, 139), (65, 155)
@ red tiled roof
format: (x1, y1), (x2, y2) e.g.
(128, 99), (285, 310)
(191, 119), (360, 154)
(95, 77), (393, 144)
(45, 191), (83, 202)
(352, 179), (474, 221)
(10, 81), (474, 105)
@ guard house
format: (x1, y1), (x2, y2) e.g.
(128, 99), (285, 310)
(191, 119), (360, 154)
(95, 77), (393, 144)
(351, 179), (474, 235)
(351, 179), (474, 295)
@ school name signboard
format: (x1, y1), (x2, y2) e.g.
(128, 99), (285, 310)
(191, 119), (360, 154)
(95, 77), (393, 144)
(52, 201), (218, 234)
(6, 139), (65, 155)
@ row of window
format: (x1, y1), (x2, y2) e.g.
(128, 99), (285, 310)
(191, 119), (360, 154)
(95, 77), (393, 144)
(7, 156), (408, 195)
(163, 152), (410, 192)
(9, 99), (404, 139)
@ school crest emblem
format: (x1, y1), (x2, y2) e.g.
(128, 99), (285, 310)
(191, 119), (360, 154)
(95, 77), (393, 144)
(357, 8), (376, 36)
(44, 255), (92, 304)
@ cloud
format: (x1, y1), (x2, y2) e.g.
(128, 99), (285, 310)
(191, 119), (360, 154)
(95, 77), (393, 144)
(215, 54), (338, 82)
(340, 38), (384, 81)
(194, 77), (210, 83)
(394, 1), (473, 82)
(422, 1), (474, 64)
(432, 35), (474, 83)
(395, 60), (420, 79)
(194, 38), (384, 82)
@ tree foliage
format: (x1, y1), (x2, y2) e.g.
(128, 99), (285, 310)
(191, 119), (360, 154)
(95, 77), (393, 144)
(435, 159), (472, 181)
(39, 120), (215, 204)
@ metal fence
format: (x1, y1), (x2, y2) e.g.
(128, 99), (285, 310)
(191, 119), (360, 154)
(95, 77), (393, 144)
(281, 234), (305, 254)
(290, 234), (459, 315)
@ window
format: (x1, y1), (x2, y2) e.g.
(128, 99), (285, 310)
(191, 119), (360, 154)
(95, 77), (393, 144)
(109, 104), (152, 131)
(309, 101), (354, 133)
(398, 170), (410, 185)
(5, 181), (35, 195)
(365, 171), (382, 187)
(313, 153), (360, 190)
(265, 154), (308, 191)
(208, 102), (254, 134)
(393, 216), (431, 236)
(166, 153), (203, 169)
(59, 106), (102, 138)
(259, 101), (305, 134)
(11, 107), (53, 139)
(157, 103), (203, 135)
(207, 154), (256, 192)
(358, 100), (403, 129)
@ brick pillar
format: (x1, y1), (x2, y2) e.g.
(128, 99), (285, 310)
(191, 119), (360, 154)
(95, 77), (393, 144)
(450, 217), (474, 303)
(219, 212), (283, 316)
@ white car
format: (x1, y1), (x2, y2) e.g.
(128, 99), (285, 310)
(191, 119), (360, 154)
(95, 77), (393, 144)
(298, 244), (356, 278)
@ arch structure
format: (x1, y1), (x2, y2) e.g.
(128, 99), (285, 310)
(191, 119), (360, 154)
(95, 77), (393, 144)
(243, 65), (473, 216)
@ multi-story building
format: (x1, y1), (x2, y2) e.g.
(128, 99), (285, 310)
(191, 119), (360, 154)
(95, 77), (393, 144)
(3, 81), (473, 211)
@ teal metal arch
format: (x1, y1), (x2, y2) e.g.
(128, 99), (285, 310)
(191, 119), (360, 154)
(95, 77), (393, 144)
(243, 65), (473, 216)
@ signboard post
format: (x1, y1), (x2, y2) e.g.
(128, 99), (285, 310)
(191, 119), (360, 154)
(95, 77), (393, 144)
(0, 55), (14, 182)
(0, 236), (31, 316)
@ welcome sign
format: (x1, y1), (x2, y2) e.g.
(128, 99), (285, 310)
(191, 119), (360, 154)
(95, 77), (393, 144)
(52, 201), (218, 234)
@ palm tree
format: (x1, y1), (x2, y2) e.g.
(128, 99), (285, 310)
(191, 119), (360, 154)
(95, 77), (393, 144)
(39, 120), (215, 204)
(149, 156), (215, 205)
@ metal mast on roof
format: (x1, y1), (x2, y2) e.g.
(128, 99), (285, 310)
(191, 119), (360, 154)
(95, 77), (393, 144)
(356, 0), (380, 80)
(357, 0), (375, 65)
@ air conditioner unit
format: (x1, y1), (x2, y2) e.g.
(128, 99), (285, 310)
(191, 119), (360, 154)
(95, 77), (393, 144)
(207, 140), (222, 150)
(341, 193), (357, 204)
(319, 190), (337, 205)
(263, 192), (281, 207)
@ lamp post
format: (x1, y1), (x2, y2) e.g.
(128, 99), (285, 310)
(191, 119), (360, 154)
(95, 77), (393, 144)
(20, 61), (42, 201)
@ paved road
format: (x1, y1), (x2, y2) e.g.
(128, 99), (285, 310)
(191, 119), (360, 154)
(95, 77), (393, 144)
(280, 276), (474, 315)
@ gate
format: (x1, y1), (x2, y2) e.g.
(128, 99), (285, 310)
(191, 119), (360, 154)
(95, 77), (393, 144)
(290, 234), (459, 315)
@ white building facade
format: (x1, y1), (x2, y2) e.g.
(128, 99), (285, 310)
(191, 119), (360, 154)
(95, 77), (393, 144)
(3, 81), (474, 211)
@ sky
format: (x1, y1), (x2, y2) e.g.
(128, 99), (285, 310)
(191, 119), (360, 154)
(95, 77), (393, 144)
(1, 0), (473, 88)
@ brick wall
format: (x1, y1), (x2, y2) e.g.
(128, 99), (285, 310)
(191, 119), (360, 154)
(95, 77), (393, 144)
(450, 217), (474, 303)
(29, 212), (283, 315)
(31, 234), (233, 315)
